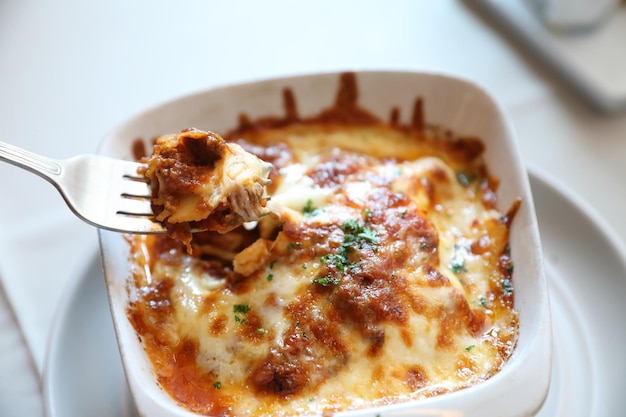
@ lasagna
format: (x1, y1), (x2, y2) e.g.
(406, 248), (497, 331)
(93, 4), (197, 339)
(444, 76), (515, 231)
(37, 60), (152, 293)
(128, 73), (520, 416)
(140, 128), (273, 251)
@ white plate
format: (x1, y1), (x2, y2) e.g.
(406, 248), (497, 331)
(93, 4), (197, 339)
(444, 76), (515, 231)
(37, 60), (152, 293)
(0, 282), (44, 417)
(42, 169), (626, 417)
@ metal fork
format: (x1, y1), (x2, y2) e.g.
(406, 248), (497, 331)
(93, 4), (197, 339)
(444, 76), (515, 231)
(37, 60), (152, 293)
(0, 141), (166, 234)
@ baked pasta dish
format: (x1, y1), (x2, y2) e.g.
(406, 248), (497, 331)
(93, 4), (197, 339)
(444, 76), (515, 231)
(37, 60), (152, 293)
(127, 73), (520, 416)
(140, 128), (273, 251)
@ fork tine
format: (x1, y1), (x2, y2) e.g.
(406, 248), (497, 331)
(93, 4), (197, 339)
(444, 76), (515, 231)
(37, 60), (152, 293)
(110, 213), (167, 234)
(112, 162), (168, 233)
(116, 196), (154, 216)
(121, 178), (153, 198)
(85, 158), (156, 232)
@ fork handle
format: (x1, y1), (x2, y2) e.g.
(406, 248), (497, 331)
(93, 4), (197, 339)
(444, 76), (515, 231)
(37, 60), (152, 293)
(0, 141), (62, 181)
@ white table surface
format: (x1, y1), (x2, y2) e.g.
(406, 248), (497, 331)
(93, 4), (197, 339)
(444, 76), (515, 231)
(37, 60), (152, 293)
(1, 1), (625, 416)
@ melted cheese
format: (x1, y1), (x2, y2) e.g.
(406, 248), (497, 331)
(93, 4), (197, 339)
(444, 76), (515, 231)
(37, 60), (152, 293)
(128, 123), (519, 416)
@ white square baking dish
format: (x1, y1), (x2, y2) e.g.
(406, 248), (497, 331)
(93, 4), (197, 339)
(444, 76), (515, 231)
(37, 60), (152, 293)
(98, 70), (551, 417)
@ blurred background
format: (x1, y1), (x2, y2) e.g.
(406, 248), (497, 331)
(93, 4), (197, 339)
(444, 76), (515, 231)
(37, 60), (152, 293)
(1, 1), (625, 416)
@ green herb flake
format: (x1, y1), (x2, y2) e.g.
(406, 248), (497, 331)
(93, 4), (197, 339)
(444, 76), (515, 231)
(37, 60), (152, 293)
(266, 273), (274, 282)
(233, 304), (251, 325)
(321, 252), (348, 272)
(302, 199), (320, 216)
(465, 345), (476, 352)
(342, 219), (361, 233)
(233, 304), (251, 314)
(502, 279), (513, 295)
(358, 227), (378, 244)
(456, 170), (476, 187)
(287, 241), (303, 250)
(312, 275), (341, 287)
(213, 381), (222, 389)
(341, 219), (378, 246)
(316, 218), (380, 285)
(450, 257), (467, 274)
(453, 242), (471, 251)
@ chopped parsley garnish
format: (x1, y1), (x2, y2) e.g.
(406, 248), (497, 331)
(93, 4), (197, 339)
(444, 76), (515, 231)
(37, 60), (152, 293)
(358, 227), (378, 244)
(302, 199), (320, 216)
(233, 304), (251, 314)
(287, 242), (303, 250)
(456, 170), (476, 187)
(465, 345), (476, 352)
(502, 279), (513, 295)
(233, 304), (251, 324)
(450, 257), (467, 274)
(213, 381), (221, 389)
(313, 219), (379, 286)
(266, 273), (274, 281)
(341, 218), (360, 233)
(454, 242), (471, 251)
(342, 219), (379, 247)
(450, 242), (470, 274)
(312, 275), (341, 286)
